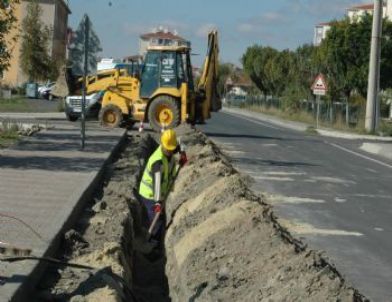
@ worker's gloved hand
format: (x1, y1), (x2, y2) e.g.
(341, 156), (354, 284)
(153, 203), (162, 214)
(179, 151), (188, 167)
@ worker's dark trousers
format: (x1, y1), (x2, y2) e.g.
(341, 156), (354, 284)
(139, 196), (163, 238)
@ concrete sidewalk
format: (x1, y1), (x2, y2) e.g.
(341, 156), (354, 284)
(0, 123), (126, 301)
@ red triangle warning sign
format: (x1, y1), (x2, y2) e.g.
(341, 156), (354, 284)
(311, 74), (328, 91)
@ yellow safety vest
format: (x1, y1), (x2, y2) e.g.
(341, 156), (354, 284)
(139, 146), (175, 200)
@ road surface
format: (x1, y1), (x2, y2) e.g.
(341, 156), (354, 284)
(199, 110), (392, 302)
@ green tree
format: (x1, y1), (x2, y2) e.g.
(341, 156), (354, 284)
(217, 63), (234, 97)
(0, 0), (19, 76)
(20, 0), (53, 81)
(242, 45), (279, 97)
(69, 15), (102, 75)
(318, 15), (392, 102)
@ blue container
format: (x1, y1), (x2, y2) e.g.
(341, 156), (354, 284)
(26, 83), (38, 98)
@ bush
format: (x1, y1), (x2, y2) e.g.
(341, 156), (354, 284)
(379, 120), (392, 136)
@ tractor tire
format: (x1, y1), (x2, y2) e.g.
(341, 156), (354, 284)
(148, 95), (180, 132)
(99, 104), (123, 128)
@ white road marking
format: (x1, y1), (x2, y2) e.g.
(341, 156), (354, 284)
(268, 195), (325, 204)
(220, 142), (242, 149)
(262, 143), (278, 147)
(279, 219), (363, 237)
(334, 197), (347, 203)
(253, 176), (295, 182)
(328, 142), (392, 170)
(374, 227), (384, 232)
(260, 171), (307, 176)
(224, 111), (281, 130)
(224, 150), (246, 155)
(309, 176), (356, 185)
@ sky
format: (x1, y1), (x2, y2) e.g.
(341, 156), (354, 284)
(68, 0), (369, 67)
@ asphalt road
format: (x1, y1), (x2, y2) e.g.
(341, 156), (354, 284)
(199, 111), (392, 302)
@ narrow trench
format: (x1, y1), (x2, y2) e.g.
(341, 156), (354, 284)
(131, 213), (171, 302)
(32, 134), (172, 302)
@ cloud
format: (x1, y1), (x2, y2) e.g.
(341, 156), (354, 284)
(123, 23), (151, 36)
(287, 0), (369, 17)
(237, 23), (255, 33)
(195, 23), (218, 38)
(236, 11), (287, 34)
(123, 20), (189, 37)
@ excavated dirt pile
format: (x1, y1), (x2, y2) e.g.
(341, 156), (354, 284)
(165, 126), (367, 302)
(33, 126), (367, 302)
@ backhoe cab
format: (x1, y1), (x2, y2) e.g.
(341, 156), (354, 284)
(91, 31), (220, 131)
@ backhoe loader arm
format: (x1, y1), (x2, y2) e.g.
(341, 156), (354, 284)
(197, 30), (221, 120)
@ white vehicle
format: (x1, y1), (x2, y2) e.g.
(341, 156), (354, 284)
(38, 82), (56, 100)
(64, 92), (104, 122)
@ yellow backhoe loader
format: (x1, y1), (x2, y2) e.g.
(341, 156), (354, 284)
(67, 31), (220, 131)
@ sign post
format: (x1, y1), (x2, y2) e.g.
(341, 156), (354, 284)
(81, 15), (89, 150)
(311, 74), (328, 129)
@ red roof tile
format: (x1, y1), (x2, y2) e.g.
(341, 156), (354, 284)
(348, 3), (374, 11)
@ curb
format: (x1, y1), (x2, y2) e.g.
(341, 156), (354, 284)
(360, 142), (392, 161)
(9, 130), (128, 302)
(223, 107), (392, 142)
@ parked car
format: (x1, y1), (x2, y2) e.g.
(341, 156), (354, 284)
(64, 92), (104, 122)
(38, 82), (56, 100)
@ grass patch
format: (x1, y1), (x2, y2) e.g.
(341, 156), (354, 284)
(0, 120), (20, 148)
(239, 104), (369, 135)
(0, 98), (32, 112)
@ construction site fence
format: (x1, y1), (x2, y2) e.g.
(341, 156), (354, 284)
(225, 95), (367, 128)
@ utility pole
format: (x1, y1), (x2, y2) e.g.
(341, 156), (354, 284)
(81, 15), (89, 150)
(366, 0), (383, 132)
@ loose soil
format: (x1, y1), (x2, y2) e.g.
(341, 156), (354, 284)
(33, 126), (368, 302)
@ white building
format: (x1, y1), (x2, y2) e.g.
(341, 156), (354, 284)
(139, 27), (190, 57)
(314, 22), (332, 46)
(314, 1), (392, 46)
(347, 3), (389, 21)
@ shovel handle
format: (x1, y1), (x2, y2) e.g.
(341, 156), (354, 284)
(148, 211), (161, 235)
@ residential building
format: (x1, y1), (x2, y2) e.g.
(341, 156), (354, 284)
(1, 0), (70, 87)
(314, 1), (392, 46)
(313, 22), (332, 46)
(225, 72), (252, 97)
(139, 27), (190, 57)
(346, 3), (388, 21)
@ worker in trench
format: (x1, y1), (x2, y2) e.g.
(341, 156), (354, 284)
(138, 129), (187, 242)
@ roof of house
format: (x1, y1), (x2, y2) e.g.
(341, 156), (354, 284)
(226, 73), (252, 87)
(140, 31), (186, 41)
(59, 0), (71, 14)
(348, 3), (374, 11)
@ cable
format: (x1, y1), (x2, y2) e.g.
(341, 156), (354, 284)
(0, 213), (44, 241)
(0, 256), (140, 302)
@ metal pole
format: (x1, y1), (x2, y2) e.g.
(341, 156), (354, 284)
(346, 99), (349, 126)
(81, 15), (89, 150)
(366, 0), (383, 132)
(316, 95), (320, 129)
